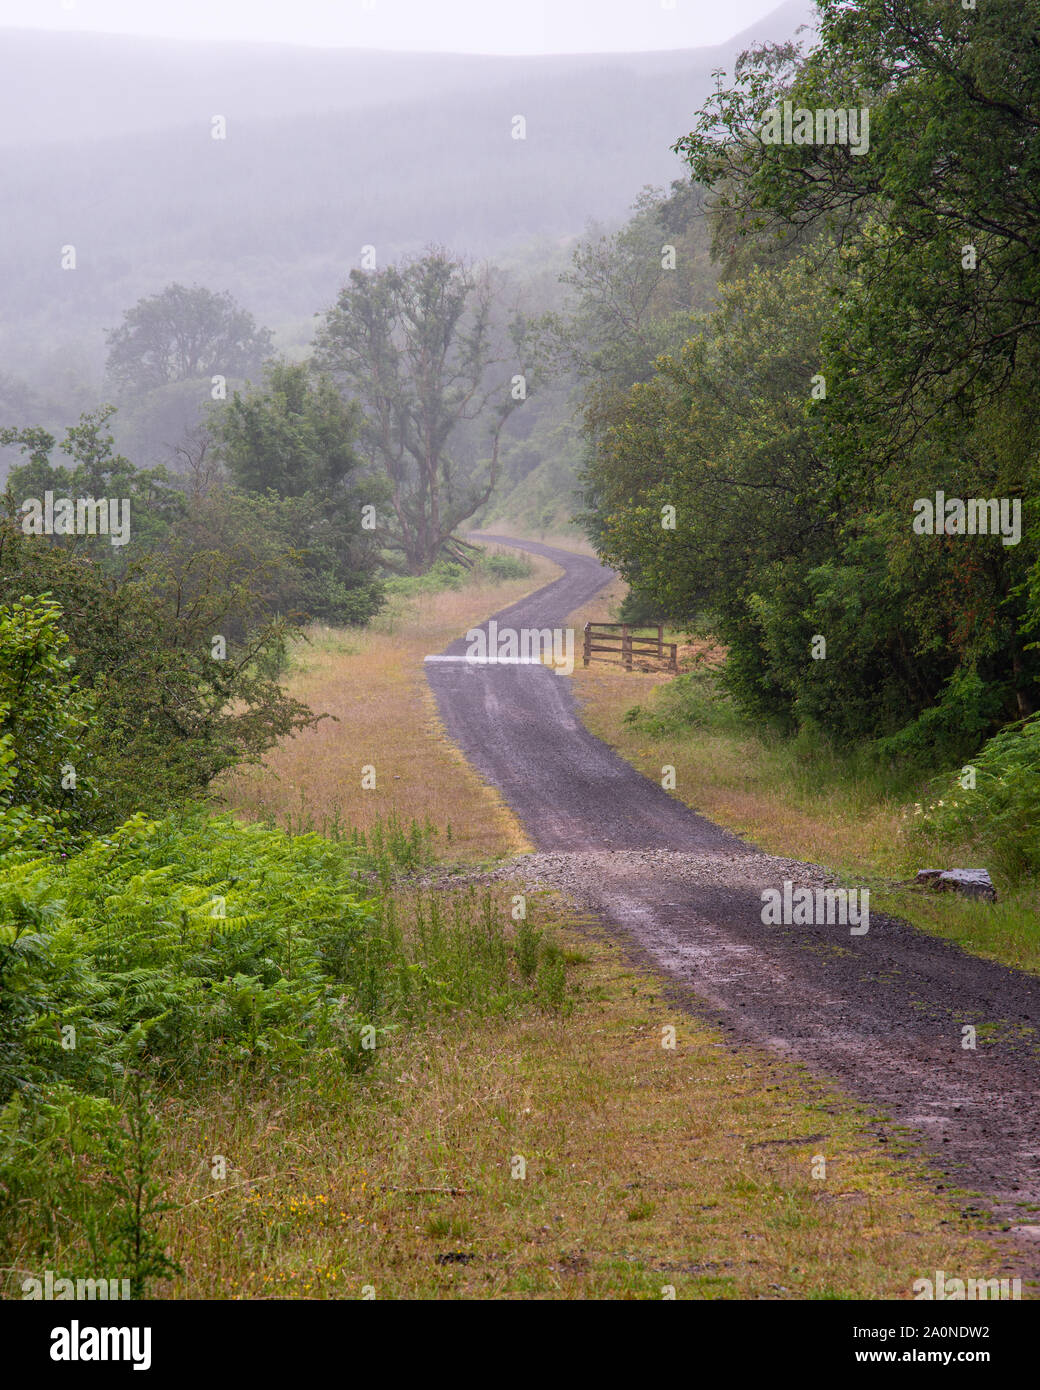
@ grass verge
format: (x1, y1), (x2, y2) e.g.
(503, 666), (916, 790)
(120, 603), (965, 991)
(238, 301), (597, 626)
(569, 583), (1040, 973)
(127, 905), (1022, 1299)
(221, 546), (558, 861)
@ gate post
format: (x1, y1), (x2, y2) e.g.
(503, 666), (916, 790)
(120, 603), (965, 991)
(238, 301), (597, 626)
(622, 624), (632, 671)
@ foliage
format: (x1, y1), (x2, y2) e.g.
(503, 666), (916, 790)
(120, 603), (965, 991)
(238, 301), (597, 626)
(477, 552), (531, 582)
(482, 409), (586, 537)
(914, 714), (1040, 882)
(529, 183), (716, 547)
(383, 547), (532, 599)
(580, 4), (1040, 765)
(0, 812), (382, 1103)
(539, 183), (716, 397)
(105, 283), (273, 395)
(0, 597), (97, 851)
(0, 805), (570, 1287)
(215, 359), (362, 500)
(677, 1), (1040, 455)
(623, 668), (738, 740)
(314, 249), (527, 574)
(0, 519), (320, 835)
(100, 1070), (183, 1297)
(206, 359), (386, 623)
(2, 406), (186, 569)
(174, 485), (385, 628)
(616, 588), (667, 626)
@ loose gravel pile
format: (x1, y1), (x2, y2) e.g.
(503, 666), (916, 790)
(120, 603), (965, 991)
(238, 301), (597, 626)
(491, 848), (837, 903)
(423, 847), (838, 906)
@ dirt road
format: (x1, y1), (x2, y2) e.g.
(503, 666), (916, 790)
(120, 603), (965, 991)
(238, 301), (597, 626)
(425, 536), (1040, 1273)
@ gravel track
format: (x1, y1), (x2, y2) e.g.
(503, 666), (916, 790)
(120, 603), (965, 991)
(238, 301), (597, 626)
(426, 536), (1040, 1276)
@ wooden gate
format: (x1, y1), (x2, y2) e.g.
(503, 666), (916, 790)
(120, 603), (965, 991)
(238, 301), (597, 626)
(582, 622), (677, 672)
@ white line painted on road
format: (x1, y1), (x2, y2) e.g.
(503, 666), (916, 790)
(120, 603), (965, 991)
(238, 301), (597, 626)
(424, 655), (547, 664)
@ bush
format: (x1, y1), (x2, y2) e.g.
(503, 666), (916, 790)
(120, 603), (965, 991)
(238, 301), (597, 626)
(875, 670), (1009, 768)
(385, 550), (532, 597)
(617, 587), (666, 626)
(914, 713), (1040, 881)
(0, 805), (570, 1105)
(623, 668), (736, 737)
(384, 559), (468, 597)
(0, 596), (98, 852)
(0, 524), (320, 834)
(476, 552), (532, 582)
(0, 806), (570, 1290)
(0, 812), (379, 1102)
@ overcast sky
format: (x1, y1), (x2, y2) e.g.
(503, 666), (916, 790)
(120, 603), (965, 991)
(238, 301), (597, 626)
(0, 0), (790, 54)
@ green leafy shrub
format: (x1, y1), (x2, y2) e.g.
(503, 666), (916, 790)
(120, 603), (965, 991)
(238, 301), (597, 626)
(0, 803), (567, 1103)
(0, 804), (568, 1288)
(617, 587), (666, 626)
(476, 552), (532, 582)
(0, 520), (321, 833)
(623, 668), (737, 737)
(914, 714), (1040, 881)
(346, 809), (438, 877)
(0, 811), (378, 1102)
(0, 596), (98, 852)
(875, 670), (1009, 768)
(383, 559), (468, 596)
(384, 549), (532, 598)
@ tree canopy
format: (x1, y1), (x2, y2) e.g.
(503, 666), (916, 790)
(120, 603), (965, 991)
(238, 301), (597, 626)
(105, 283), (273, 395)
(577, 0), (1040, 755)
(314, 249), (526, 573)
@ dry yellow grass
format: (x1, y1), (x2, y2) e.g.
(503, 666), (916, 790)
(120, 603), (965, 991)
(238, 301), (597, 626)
(574, 661), (903, 869)
(468, 523), (598, 557)
(153, 906), (1015, 1300)
(222, 551), (563, 860)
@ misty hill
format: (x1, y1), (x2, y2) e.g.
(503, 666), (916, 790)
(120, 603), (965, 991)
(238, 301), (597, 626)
(0, 4), (814, 148)
(0, 1), (814, 382)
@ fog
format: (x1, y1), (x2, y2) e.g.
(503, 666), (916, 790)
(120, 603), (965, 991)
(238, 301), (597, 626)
(0, 0), (813, 482)
(0, 0), (791, 53)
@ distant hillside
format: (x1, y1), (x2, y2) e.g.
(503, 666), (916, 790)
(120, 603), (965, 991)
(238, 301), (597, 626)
(0, 2), (815, 380)
(0, 4), (814, 148)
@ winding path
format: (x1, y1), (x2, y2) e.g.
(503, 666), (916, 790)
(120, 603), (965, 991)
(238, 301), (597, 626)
(425, 535), (1040, 1272)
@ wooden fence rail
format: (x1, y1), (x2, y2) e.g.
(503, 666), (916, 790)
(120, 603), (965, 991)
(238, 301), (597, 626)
(582, 622), (678, 673)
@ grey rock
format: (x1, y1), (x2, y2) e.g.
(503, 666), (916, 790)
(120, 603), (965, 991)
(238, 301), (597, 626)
(937, 869), (996, 901)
